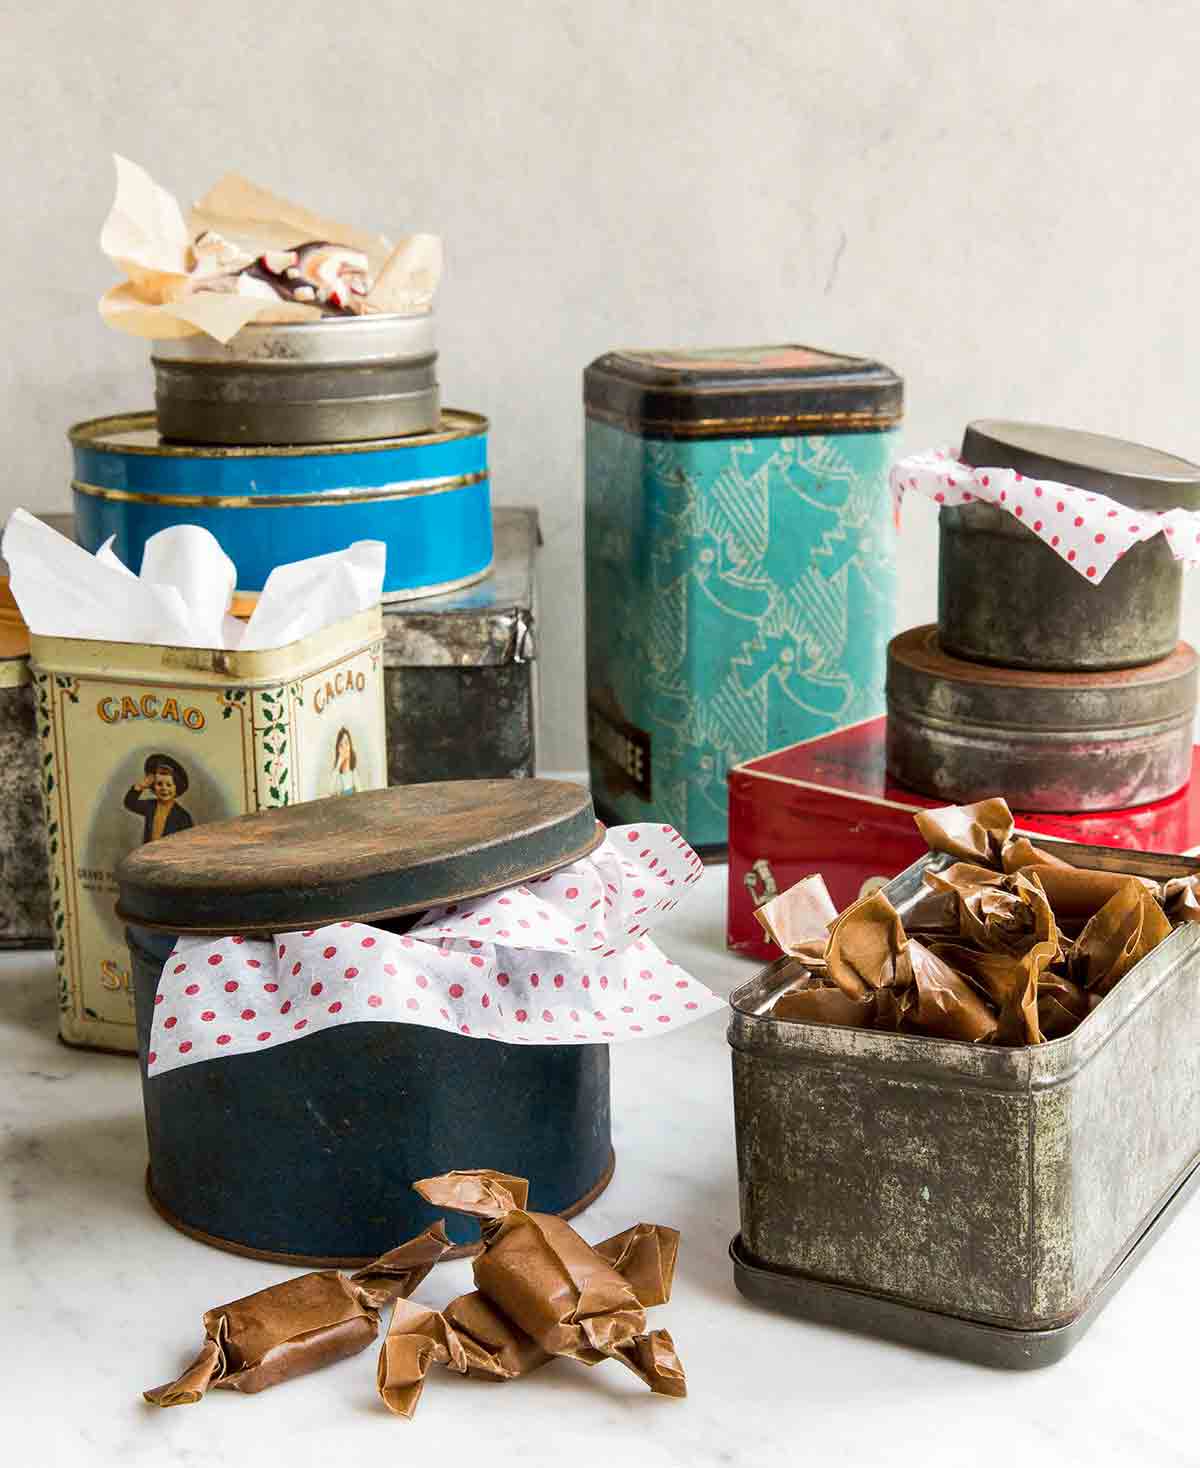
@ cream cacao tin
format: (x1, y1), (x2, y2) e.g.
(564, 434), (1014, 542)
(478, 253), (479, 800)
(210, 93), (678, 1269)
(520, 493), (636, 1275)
(33, 607), (386, 1053)
(151, 313), (439, 445)
(886, 626), (1197, 812)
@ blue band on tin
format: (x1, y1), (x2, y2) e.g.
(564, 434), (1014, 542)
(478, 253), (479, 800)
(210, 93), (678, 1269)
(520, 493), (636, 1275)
(70, 412), (493, 598)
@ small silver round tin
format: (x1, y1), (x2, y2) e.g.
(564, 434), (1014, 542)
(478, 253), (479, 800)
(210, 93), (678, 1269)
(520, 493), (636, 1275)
(152, 313), (439, 446)
(940, 420), (1200, 672)
(886, 625), (1198, 812)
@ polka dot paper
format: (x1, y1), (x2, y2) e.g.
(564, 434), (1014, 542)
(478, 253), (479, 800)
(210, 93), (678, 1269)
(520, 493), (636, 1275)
(146, 823), (720, 1076)
(891, 448), (1200, 584)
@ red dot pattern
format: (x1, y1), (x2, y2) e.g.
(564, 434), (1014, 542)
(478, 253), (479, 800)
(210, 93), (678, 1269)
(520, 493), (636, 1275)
(890, 448), (1195, 585)
(144, 824), (719, 1074)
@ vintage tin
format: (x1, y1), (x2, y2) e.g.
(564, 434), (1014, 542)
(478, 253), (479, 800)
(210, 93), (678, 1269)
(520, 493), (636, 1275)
(69, 409), (492, 602)
(886, 626), (1197, 811)
(152, 314), (439, 446)
(117, 779), (613, 1263)
(727, 716), (1200, 962)
(35, 607), (386, 1053)
(383, 507), (539, 782)
(729, 838), (1200, 1366)
(584, 344), (902, 853)
(940, 421), (1200, 670)
(0, 623), (50, 946)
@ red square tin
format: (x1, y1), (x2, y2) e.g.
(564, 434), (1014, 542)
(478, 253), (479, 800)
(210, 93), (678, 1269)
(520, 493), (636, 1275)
(727, 716), (1200, 959)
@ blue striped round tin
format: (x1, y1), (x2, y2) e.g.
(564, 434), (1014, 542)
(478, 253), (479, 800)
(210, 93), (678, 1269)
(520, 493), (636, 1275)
(69, 410), (493, 602)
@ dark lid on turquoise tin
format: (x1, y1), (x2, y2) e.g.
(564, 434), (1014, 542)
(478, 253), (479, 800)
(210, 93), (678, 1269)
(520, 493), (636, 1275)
(116, 779), (602, 935)
(584, 344), (902, 441)
(962, 420), (1200, 512)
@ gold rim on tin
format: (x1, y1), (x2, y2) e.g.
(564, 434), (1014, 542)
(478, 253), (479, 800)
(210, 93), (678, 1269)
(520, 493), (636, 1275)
(380, 561), (494, 603)
(585, 403), (902, 437)
(68, 408), (489, 457)
(71, 469), (488, 510)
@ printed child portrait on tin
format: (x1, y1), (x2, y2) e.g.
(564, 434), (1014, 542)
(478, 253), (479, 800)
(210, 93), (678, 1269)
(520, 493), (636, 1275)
(124, 754), (195, 843)
(327, 725), (362, 797)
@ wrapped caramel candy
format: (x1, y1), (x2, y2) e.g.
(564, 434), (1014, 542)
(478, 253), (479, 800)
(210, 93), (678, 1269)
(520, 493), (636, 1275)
(144, 1222), (452, 1407)
(762, 796), (1197, 1048)
(372, 1171), (686, 1415)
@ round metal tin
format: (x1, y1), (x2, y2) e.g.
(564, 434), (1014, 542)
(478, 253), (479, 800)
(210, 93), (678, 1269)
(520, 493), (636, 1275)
(152, 314), (439, 446)
(940, 421), (1200, 671)
(886, 625), (1198, 812)
(118, 778), (615, 1262)
(69, 409), (492, 602)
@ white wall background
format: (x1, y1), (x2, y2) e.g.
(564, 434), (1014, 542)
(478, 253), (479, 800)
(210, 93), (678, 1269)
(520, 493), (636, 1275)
(6, 0), (1200, 773)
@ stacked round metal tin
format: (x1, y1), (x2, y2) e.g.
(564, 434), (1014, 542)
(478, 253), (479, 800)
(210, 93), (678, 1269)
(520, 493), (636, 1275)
(887, 420), (1200, 812)
(69, 315), (494, 603)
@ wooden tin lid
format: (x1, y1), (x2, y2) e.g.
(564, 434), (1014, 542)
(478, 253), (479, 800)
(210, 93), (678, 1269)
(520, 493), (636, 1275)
(115, 779), (602, 936)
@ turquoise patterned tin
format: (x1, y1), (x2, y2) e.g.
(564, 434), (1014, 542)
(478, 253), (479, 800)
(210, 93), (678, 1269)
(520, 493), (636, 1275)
(69, 409), (492, 603)
(584, 346), (902, 852)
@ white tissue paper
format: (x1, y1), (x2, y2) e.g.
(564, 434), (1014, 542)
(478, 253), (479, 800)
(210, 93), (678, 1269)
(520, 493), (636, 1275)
(1, 510), (385, 651)
(145, 823), (723, 1075)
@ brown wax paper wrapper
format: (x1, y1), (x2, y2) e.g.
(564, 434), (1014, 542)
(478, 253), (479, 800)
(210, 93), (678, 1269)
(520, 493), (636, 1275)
(925, 864), (1059, 955)
(895, 938), (998, 1043)
(1073, 878), (1173, 996)
(753, 873), (838, 961)
(772, 890), (997, 1042)
(412, 1171), (686, 1396)
(376, 1220), (683, 1414)
(769, 970), (875, 1028)
(1036, 971), (1093, 1040)
(101, 156), (442, 344)
(914, 798), (1015, 867)
(144, 1221), (452, 1407)
(825, 890), (906, 1000)
(1161, 875), (1200, 924)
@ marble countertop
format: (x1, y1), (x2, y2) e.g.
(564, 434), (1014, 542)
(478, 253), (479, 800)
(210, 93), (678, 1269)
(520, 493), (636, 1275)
(4, 864), (1196, 1467)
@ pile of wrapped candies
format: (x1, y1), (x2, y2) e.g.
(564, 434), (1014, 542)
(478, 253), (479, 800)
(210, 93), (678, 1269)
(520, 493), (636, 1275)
(756, 798), (1200, 1046)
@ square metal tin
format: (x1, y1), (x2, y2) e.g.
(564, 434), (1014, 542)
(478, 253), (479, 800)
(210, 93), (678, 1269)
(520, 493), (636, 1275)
(728, 838), (1200, 1364)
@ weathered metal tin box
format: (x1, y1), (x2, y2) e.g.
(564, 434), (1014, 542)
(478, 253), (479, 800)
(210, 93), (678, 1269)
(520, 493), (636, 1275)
(382, 507), (539, 782)
(729, 838), (1200, 1366)
(585, 345), (902, 853)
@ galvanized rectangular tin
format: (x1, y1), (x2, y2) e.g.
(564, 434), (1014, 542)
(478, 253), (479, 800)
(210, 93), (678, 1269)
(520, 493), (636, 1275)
(729, 837), (1200, 1364)
(34, 608), (386, 1053)
(0, 649), (50, 945)
(585, 344), (902, 854)
(382, 507), (539, 782)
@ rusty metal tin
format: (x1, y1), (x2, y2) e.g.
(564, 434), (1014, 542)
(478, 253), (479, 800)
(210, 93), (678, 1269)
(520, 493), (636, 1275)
(152, 313), (439, 446)
(117, 779), (613, 1263)
(940, 421), (1200, 671)
(728, 838), (1200, 1365)
(0, 648), (50, 946)
(886, 625), (1197, 811)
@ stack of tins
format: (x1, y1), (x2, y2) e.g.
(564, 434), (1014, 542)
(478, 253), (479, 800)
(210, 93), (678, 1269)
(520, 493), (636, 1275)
(886, 421), (1200, 811)
(116, 779), (613, 1263)
(584, 345), (902, 855)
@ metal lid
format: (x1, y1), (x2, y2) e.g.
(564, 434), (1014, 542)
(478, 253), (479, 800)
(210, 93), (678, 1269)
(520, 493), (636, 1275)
(887, 625), (1199, 730)
(151, 312), (436, 368)
(584, 344), (903, 440)
(961, 420), (1200, 512)
(69, 407), (486, 460)
(115, 778), (602, 935)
